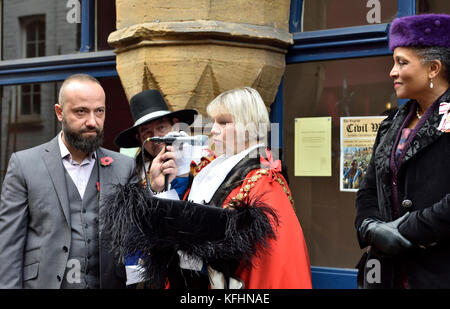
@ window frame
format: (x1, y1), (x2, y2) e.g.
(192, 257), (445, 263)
(271, 0), (416, 150)
(18, 83), (41, 120)
(287, 0), (416, 63)
(0, 0), (116, 87)
(21, 15), (46, 59)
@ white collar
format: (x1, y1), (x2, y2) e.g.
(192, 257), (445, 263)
(187, 143), (264, 204)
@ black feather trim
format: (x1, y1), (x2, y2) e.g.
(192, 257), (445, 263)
(100, 182), (279, 288)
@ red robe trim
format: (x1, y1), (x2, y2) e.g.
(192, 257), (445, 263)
(226, 169), (312, 289)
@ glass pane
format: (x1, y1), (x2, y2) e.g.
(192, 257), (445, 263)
(302, 0), (397, 31)
(26, 43), (35, 58)
(26, 24), (36, 41)
(21, 93), (31, 114)
(417, 0), (450, 13)
(38, 42), (46, 57)
(22, 84), (30, 93)
(1, 82), (60, 184)
(33, 94), (41, 114)
(96, 0), (116, 51)
(20, 83), (43, 116)
(283, 56), (396, 268)
(38, 21), (46, 40)
(3, 0), (80, 60)
(99, 77), (133, 151)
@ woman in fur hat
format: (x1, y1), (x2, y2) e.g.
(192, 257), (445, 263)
(355, 14), (450, 288)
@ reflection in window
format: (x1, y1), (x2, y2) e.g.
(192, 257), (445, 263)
(96, 0), (116, 51)
(283, 56), (396, 268)
(2, 0), (81, 60)
(0, 83), (60, 183)
(302, 0), (397, 31)
(22, 17), (46, 58)
(20, 84), (41, 116)
(417, 0), (450, 14)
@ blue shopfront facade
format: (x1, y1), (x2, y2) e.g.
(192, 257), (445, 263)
(0, 0), (440, 289)
(276, 0), (418, 289)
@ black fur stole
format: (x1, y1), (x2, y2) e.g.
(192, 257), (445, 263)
(100, 182), (279, 288)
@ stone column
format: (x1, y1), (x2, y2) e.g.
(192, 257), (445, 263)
(109, 0), (292, 115)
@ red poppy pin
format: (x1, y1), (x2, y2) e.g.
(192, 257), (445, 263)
(100, 156), (113, 167)
(438, 102), (450, 132)
(260, 148), (281, 182)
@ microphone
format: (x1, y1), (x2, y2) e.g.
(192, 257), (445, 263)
(149, 134), (209, 146)
(145, 133), (208, 192)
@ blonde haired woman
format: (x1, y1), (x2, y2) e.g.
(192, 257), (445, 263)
(103, 87), (312, 289)
(205, 87), (270, 155)
(186, 87), (312, 288)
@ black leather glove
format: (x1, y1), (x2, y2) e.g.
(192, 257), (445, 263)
(359, 213), (413, 256)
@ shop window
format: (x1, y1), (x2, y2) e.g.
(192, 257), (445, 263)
(18, 16), (45, 121)
(20, 84), (41, 117)
(417, 0), (450, 13)
(96, 0), (116, 50)
(22, 16), (45, 58)
(283, 55), (396, 268)
(1, 82), (59, 179)
(302, 0), (397, 31)
(2, 0), (81, 60)
(2, 0), (115, 60)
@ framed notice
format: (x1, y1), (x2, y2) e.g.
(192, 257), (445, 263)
(340, 116), (386, 192)
(295, 117), (332, 176)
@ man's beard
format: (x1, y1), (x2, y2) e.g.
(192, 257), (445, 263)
(63, 118), (104, 154)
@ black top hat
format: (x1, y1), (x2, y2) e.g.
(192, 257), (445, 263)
(115, 90), (198, 148)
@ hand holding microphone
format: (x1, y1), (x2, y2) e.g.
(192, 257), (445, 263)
(148, 145), (178, 192)
(146, 132), (209, 191)
(151, 132), (209, 177)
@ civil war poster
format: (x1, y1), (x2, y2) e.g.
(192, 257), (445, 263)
(340, 116), (386, 192)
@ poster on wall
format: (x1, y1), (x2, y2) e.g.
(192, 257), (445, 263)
(340, 116), (386, 192)
(295, 117), (332, 177)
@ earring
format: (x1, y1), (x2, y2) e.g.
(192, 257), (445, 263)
(430, 79), (434, 89)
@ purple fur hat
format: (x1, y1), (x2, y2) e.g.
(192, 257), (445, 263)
(389, 14), (450, 51)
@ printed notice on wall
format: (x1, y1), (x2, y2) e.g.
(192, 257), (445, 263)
(340, 116), (386, 192)
(295, 117), (331, 176)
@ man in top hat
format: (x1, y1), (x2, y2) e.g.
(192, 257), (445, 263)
(115, 89), (198, 197)
(115, 89), (199, 287)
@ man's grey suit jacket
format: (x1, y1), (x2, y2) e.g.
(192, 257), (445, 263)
(0, 136), (138, 288)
